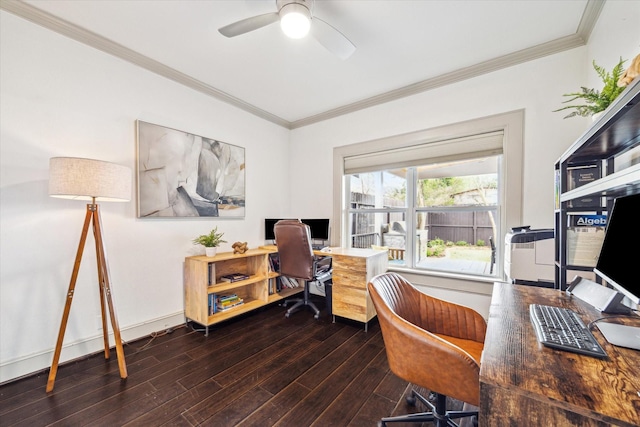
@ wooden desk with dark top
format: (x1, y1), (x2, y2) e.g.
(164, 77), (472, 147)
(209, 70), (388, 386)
(480, 282), (640, 426)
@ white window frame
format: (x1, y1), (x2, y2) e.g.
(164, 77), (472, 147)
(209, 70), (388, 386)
(332, 110), (524, 282)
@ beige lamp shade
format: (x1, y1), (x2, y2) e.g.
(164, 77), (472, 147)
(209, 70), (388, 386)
(49, 157), (132, 202)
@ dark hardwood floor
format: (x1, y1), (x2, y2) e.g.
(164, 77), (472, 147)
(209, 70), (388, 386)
(0, 299), (469, 426)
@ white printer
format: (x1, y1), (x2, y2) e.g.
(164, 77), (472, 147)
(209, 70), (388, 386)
(504, 226), (554, 287)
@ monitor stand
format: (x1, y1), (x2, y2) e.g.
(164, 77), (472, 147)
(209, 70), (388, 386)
(596, 322), (640, 351)
(567, 276), (640, 351)
(566, 276), (629, 314)
(311, 240), (327, 250)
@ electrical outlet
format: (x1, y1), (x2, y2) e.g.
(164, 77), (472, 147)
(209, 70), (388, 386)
(96, 315), (103, 330)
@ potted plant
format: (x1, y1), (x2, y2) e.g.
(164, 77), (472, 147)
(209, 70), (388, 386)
(193, 226), (226, 257)
(553, 57), (627, 119)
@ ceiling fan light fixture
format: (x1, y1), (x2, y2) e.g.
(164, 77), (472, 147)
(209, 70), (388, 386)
(279, 3), (311, 39)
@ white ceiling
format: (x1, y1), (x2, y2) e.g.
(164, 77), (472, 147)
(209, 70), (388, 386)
(2, 0), (600, 129)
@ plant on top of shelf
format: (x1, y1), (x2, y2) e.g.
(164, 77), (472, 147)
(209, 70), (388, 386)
(553, 57), (627, 119)
(193, 226), (227, 248)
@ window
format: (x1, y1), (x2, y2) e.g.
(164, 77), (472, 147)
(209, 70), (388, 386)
(346, 155), (500, 277)
(333, 111), (524, 281)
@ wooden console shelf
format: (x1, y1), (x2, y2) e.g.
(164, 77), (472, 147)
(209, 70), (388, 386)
(184, 248), (302, 335)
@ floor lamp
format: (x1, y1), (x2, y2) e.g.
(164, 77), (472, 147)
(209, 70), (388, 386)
(46, 157), (132, 393)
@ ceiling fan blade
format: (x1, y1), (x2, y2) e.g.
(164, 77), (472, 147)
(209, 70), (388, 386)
(311, 17), (356, 60)
(218, 12), (279, 37)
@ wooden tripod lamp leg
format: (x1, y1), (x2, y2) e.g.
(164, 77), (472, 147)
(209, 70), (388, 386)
(92, 205), (111, 360)
(92, 204), (128, 379)
(46, 206), (93, 393)
(46, 203), (128, 393)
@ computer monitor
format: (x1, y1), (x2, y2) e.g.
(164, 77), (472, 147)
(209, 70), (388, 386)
(265, 218), (330, 243)
(300, 218), (330, 241)
(594, 193), (640, 305)
(264, 218), (293, 241)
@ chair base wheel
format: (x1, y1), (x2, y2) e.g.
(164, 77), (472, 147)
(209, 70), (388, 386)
(283, 292), (320, 319)
(380, 390), (478, 427)
(406, 395), (416, 406)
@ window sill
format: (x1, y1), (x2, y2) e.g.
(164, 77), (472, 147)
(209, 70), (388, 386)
(388, 265), (496, 296)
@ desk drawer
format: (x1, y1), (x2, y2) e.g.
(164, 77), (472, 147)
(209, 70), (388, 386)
(333, 286), (371, 322)
(333, 257), (367, 289)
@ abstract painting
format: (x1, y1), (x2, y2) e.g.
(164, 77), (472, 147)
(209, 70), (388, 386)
(136, 121), (245, 218)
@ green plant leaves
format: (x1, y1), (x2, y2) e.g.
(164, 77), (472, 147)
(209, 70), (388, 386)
(553, 57), (627, 118)
(193, 226), (227, 247)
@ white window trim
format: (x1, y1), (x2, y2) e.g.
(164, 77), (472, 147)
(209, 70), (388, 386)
(332, 110), (524, 282)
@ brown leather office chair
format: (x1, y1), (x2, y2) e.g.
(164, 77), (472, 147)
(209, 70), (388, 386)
(274, 220), (332, 319)
(368, 272), (486, 427)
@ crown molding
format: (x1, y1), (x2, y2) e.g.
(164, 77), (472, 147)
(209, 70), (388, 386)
(289, 0), (603, 129)
(0, 0), (291, 128)
(576, 0), (605, 43)
(1, 0), (602, 130)
(290, 33), (589, 129)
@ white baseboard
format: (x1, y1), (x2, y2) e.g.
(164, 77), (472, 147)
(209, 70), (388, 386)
(0, 311), (185, 385)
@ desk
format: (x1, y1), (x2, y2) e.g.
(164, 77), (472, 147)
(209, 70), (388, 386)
(260, 246), (388, 329)
(323, 247), (388, 329)
(480, 283), (640, 426)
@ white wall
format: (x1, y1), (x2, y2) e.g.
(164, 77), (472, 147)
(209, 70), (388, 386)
(0, 11), (290, 383)
(1, 0), (638, 383)
(288, 49), (590, 316)
(587, 1), (640, 92)
(288, 0), (640, 315)
(289, 49), (591, 227)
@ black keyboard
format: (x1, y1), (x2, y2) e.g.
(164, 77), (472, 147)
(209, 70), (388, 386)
(529, 304), (607, 358)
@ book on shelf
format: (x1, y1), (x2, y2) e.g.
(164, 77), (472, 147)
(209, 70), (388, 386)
(220, 273), (250, 282)
(210, 293), (244, 313)
(279, 276), (300, 289)
(208, 293), (216, 315)
(218, 300), (244, 311)
(218, 293), (240, 303)
(216, 293), (244, 311)
(208, 263), (216, 286)
(566, 214), (606, 267)
(268, 253), (280, 273)
(567, 163), (602, 208)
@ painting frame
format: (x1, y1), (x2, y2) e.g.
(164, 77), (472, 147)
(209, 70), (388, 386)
(136, 120), (245, 218)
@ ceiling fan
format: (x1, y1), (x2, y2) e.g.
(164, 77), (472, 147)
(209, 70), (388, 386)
(218, 0), (356, 60)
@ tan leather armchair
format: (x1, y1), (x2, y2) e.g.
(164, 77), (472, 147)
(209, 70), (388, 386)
(368, 272), (486, 426)
(274, 220), (331, 319)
